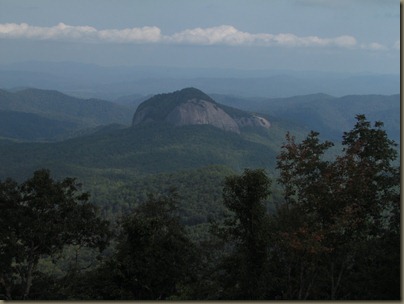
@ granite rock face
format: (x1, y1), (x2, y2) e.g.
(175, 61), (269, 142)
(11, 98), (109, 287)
(165, 99), (241, 133)
(132, 88), (270, 133)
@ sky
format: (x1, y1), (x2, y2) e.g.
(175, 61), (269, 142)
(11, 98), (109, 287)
(0, 0), (400, 74)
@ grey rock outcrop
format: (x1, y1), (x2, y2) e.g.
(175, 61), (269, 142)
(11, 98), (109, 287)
(165, 99), (240, 133)
(235, 115), (271, 129)
(132, 88), (270, 133)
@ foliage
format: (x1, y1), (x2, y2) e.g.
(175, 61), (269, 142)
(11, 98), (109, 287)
(212, 169), (272, 299)
(66, 190), (198, 300)
(274, 114), (400, 299)
(0, 169), (111, 300)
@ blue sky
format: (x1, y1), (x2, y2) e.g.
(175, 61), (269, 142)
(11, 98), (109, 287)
(0, 0), (400, 73)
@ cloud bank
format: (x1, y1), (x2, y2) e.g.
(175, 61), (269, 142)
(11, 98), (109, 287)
(167, 25), (357, 48)
(0, 22), (390, 50)
(0, 23), (162, 43)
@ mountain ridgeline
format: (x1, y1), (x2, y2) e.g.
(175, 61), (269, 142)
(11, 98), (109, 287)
(0, 88), (133, 141)
(132, 87), (270, 134)
(0, 86), (398, 143)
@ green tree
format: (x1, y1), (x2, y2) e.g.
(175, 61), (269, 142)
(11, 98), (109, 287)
(85, 189), (197, 300)
(213, 168), (272, 299)
(274, 131), (333, 299)
(328, 114), (400, 299)
(0, 169), (110, 300)
(274, 115), (400, 299)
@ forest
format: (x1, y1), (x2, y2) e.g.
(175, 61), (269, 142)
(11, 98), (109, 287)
(0, 115), (400, 300)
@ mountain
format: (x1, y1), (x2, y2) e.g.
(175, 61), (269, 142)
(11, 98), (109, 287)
(132, 87), (270, 134)
(212, 93), (400, 142)
(0, 87), (299, 181)
(0, 88), (133, 141)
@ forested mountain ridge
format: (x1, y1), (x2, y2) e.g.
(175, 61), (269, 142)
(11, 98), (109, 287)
(0, 87), (398, 192)
(132, 87), (270, 133)
(0, 87), (309, 186)
(0, 88), (133, 141)
(0, 121), (282, 182)
(0, 86), (398, 143)
(212, 92), (400, 142)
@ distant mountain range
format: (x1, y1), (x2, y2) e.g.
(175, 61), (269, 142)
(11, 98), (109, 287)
(212, 93), (400, 142)
(0, 87), (399, 183)
(0, 86), (398, 143)
(0, 88), (132, 141)
(0, 61), (399, 100)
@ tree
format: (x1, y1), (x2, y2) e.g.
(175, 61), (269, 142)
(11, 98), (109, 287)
(329, 114), (400, 299)
(274, 115), (400, 299)
(274, 131), (334, 299)
(213, 168), (272, 299)
(90, 189), (197, 300)
(337, 115), (398, 237)
(0, 169), (110, 300)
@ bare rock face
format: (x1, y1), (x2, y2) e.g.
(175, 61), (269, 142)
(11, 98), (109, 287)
(165, 99), (240, 133)
(235, 115), (271, 128)
(132, 87), (270, 134)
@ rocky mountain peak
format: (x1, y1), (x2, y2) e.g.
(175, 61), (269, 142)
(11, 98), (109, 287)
(132, 88), (270, 133)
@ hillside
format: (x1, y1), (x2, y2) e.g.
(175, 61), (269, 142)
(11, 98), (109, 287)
(0, 88), (133, 141)
(0, 121), (286, 181)
(0, 110), (78, 141)
(0, 120), (297, 223)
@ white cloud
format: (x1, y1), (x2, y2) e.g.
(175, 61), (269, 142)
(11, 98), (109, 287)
(0, 22), (161, 43)
(166, 25), (255, 45)
(0, 22), (374, 50)
(360, 42), (388, 51)
(393, 39), (400, 50)
(0, 23), (98, 41)
(266, 33), (356, 48)
(98, 27), (161, 43)
(165, 25), (357, 48)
